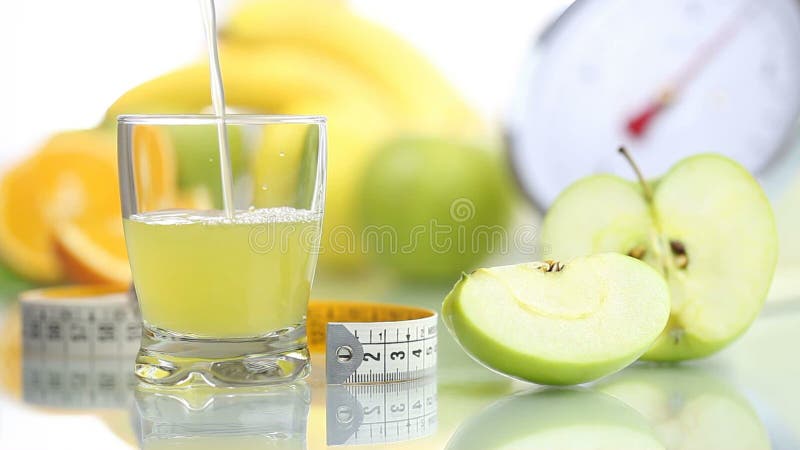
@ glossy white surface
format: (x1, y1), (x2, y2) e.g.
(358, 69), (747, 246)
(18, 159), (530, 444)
(1, 272), (798, 449)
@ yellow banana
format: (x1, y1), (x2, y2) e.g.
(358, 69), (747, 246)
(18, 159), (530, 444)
(222, 0), (482, 134)
(106, 43), (399, 121)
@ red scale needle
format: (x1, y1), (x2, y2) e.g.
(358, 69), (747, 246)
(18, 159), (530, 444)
(625, 1), (755, 139)
(627, 92), (673, 138)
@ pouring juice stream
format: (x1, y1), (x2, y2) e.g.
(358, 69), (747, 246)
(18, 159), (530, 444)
(199, 0), (235, 218)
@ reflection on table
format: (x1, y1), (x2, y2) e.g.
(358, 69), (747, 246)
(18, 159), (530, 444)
(134, 382), (310, 449)
(326, 377), (437, 446)
(446, 364), (775, 450)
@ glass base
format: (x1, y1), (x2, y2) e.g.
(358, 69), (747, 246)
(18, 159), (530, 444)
(134, 324), (309, 386)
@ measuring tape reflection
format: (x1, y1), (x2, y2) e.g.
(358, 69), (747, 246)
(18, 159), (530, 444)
(327, 376), (437, 446)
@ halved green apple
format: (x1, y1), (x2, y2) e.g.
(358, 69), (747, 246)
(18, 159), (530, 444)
(442, 253), (670, 385)
(541, 152), (778, 361)
(445, 389), (664, 450)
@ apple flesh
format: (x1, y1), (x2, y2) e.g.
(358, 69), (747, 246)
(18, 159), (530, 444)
(445, 389), (664, 450)
(442, 253), (670, 385)
(542, 154), (777, 361)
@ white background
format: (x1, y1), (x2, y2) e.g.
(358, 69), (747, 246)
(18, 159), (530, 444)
(0, 0), (569, 166)
(1, 3), (799, 448)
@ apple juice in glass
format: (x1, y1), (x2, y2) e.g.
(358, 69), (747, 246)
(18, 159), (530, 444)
(118, 116), (326, 386)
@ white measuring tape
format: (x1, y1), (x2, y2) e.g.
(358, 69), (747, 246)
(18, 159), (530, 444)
(20, 286), (141, 357)
(306, 300), (438, 384)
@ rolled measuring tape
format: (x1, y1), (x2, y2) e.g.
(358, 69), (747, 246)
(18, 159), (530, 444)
(307, 301), (438, 385)
(20, 285), (141, 357)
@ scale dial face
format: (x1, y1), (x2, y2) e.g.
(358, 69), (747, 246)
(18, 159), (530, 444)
(509, 0), (800, 208)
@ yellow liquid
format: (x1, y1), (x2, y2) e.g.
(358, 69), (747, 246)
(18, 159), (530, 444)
(124, 208), (321, 338)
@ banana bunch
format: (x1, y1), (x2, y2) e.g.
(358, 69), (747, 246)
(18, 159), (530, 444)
(107, 0), (483, 270)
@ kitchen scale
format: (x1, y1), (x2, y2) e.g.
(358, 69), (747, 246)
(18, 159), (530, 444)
(509, 0), (800, 209)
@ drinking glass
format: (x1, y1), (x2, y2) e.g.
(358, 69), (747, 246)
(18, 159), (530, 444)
(118, 114), (326, 385)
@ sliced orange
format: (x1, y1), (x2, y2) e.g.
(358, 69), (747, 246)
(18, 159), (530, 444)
(132, 125), (177, 212)
(55, 215), (131, 286)
(0, 127), (176, 284)
(0, 130), (117, 282)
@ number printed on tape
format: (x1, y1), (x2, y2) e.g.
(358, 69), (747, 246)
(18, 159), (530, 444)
(325, 310), (437, 384)
(22, 301), (140, 357)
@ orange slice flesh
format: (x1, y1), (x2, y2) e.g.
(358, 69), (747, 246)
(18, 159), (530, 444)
(55, 215), (131, 286)
(0, 130), (118, 282)
(132, 125), (177, 212)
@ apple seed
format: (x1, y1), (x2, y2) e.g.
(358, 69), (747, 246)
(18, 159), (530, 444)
(627, 245), (647, 260)
(670, 240), (689, 269)
(538, 260), (565, 273)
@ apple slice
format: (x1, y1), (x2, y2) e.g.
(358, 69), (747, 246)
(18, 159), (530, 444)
(541, 151), (778, 360)
(445, 389), (664, 450)
(442, 253), (670, 385)
(598, 366), (770, 450)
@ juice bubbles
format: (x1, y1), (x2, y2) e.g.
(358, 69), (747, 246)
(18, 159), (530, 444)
(124, 207), (321, 338)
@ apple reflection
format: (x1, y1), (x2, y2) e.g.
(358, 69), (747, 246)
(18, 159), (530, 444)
(134, 382), (310, 450)
(445, 388), (664, 450)
(598, 365), (771, 450)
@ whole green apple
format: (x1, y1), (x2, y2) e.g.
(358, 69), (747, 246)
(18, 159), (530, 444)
(360, 136), (512, 280)
(541, 150), (777, 361)
(168, 125), (246, 205)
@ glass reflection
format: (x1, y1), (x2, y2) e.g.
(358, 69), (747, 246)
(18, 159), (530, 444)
(446, 388), (663, 449)
(135, 382), (310, 450)
(598, 365), (771, 450)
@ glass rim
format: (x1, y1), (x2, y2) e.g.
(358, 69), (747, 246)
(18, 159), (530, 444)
(117, 113), (327, 126)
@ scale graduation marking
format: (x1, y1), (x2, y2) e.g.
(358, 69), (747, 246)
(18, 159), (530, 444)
(317, 301), (438, 384)
(21, 291), (140, 357)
